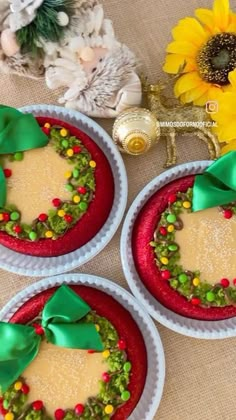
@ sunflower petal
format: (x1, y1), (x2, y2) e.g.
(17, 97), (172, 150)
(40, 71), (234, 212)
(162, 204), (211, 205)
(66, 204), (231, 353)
(195, 9), (215, 32)
(193, 91), (210, 106)
(213, 0), (229, 31)
(217, 121), (236, 142)
(221, 139), (236, 153)
(228, 69), (236, 89)
(183, 83), (209, 103)
(166, 41), (198, 57)
(172, 17), (209, 47)
(163, 54), (196, 74)
(174, 72), (203, 98)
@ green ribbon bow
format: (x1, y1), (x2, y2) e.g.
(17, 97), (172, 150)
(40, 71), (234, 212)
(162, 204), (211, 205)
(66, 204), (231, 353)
(0, 285), (104, 392)
(192, 151), (236, 212)
(0, 105), (49, 207)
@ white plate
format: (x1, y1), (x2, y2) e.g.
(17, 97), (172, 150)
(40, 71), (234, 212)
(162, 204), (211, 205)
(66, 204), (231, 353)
(0, 273), (165, 420)
(121, 161), (236, 339)
(0, 105), (127, 277)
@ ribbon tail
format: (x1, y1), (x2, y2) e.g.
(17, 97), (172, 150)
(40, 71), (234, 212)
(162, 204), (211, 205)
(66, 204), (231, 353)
(0, 347), (39, 392)
(46, 323), (104, 351)
(0, 322), (41, 392)
(0, 167), (6, 208)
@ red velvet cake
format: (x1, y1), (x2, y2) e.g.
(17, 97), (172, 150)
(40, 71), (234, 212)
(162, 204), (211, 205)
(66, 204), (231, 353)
(0, 285), (147, 419)
(0, 117), (114, 257)
(132, 175), (236, 321)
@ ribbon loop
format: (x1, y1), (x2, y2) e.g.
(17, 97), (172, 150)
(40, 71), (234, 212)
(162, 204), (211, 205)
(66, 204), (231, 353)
(192, 151), (236, 212)
(0, 105), (49, 207)
(0, 285), (104, 393)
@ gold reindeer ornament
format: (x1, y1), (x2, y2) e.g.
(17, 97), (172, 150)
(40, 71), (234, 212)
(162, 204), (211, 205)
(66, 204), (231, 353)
(112, 82), (221, 167)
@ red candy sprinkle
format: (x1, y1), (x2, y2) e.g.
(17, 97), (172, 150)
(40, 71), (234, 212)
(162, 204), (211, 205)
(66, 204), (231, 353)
(54, 408), (66, 420)
(77, 186), (87, 194)
(38, 213), (48, 222)
(33, 324), (44, 336)
(52, 198), (61, 208)
(0, 406), (8, 415)
(161, 270), (171, 280)
(168, 194), (176, 204)
(220, 278), (230, 288)
(87, 349), (95, 354)
(74, 404), (84, 415)
(223, 209), (233, 219)
(42, 127), (50, 136)
(72, 146), (81, 154)
(191, 297), (201, 306)
(64, 214), (73, 224)
(32, 400), (44, 411)
(118, 339), (126, 350)
(3, 213), (10, 222)
(13, 225), (22, 234)
(3, 168), (12, 178)
(159, 226), (167, 236)
(102, 372), (111, 383)
(21, 384), (30, 395)
(233, 279), (236, 286)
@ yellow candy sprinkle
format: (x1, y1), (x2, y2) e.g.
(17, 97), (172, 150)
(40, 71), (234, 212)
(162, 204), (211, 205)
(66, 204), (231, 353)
(44, 122), (51, 129)
(95, 324), (100, 332)
(102, 349), (110, 358)
(0, 213), (3, 221)
(14, 381), (22, 391)
(73, 195), (81, 204)
(58, 209), (66, 217)
(45, 230), (53, 238)
(167, 224), (174, 233)
(60, 128), (68, 137)
(65, 171), (72, 179)
(66, 148), (74, 157)
(104, 405), (114, 415)
(5, 414), (14, 420)
(193, 277), (200, 287)
(183, 201), (191, 209)
(89, 160), (96, 168)
(160, 257), (169, 265)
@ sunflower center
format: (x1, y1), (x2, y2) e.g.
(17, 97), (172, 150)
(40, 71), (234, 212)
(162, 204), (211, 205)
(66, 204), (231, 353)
(197, 33), (236, 85)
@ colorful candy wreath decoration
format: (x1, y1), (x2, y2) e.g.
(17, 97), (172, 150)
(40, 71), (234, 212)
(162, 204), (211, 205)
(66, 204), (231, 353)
(0, 285), (145, 420)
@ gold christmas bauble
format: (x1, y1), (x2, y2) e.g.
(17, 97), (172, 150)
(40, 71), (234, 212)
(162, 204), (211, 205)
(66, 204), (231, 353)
(112, 107), (160, 155)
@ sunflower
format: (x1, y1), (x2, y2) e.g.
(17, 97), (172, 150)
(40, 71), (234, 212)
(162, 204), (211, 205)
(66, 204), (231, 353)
(210, 69), (236, 152)
(163, 0), (236, 106)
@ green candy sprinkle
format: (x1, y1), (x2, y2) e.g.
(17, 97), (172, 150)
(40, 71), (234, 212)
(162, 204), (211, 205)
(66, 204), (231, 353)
(178, 273), (188, 283)
(65, 184), (74, 192)
(79, 202), (88, 211)
(61, 139), (69, 148)
(168, 244), (178, 251)
(123, 361), (132, 372)
(14, 152), (24, 161)
(73, 169), (79, 178)
(206, 291), (215, 302)
(121, 390), (131, 401)
(166, 214), (176, 223)
(10, 211), (20, 221)
(3, 400), (9, 409)
(170, 279), (179, 289)
(29, 231), (37, 241)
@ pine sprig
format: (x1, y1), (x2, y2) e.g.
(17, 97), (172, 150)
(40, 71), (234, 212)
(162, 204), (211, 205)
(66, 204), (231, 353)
(16, 0), (75, 55)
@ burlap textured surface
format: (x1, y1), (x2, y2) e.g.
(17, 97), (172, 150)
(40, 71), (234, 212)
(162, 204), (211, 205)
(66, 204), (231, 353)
(0, 0), (236, 419)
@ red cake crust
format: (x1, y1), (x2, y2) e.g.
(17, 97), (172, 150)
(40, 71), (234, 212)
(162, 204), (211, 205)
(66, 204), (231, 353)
(132, 175), (236, 321)
(10, 285), (148, 420)
(0, 117), (114, 257)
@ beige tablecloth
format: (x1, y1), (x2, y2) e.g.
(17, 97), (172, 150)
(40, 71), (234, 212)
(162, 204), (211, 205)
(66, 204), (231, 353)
(1, 1), (236, 419)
